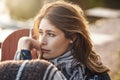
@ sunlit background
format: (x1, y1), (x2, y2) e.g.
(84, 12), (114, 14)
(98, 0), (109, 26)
(0, 0), (120, 79)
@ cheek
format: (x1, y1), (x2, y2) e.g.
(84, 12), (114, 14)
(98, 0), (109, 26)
(49, 40), (61, 50)
(50, 39), (70, 53)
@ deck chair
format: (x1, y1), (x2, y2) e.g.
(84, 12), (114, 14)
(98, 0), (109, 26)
(1, 29), (30, 61)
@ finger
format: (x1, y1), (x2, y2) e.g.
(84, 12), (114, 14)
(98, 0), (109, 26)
(37, 48), (43, 59)
(31, 48), (38, 59)
(30, 39), (40, 50)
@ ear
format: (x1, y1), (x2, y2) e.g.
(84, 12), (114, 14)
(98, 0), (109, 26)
(70, 40), (73, 43)
(69, 34), (77, 43)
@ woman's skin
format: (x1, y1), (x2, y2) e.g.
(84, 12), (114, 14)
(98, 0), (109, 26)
(17, 18), (73, 59)
(17, 36), (41, 59)
(39, 18), (72, 59)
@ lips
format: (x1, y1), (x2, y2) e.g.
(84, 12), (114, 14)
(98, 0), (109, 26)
(41, 48), (50, 53)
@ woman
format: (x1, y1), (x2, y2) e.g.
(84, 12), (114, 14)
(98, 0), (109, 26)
(14, 1), (111, 80)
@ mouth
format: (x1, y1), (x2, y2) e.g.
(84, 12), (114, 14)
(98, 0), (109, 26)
(41, 48), (50, 53)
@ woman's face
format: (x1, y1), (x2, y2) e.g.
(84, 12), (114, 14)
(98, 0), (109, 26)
(39, 18), (71, 59)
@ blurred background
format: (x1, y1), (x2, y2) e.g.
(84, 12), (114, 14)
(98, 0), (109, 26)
(0, 0), (120, 79)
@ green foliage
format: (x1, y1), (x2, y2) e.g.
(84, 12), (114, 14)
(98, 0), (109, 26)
(4, 0), (44, 21)
(64, 0), (106, 10)
(66, 0), (120, 9)
(85, 0), (106, 9)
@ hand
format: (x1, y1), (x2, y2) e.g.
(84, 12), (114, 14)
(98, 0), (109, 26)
(17, 37), (42, 59)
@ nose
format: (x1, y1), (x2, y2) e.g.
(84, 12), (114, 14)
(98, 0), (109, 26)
(39, 35), (47, 45)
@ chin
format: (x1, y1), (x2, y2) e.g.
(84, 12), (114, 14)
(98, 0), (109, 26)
(42, 56), (55, 60)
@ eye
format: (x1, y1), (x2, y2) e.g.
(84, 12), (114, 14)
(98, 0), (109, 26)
(48, 33), (56, 37)
(39, 31), (43, 36)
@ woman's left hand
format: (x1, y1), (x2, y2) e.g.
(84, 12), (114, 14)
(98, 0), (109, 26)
(17, 37), (42, 59)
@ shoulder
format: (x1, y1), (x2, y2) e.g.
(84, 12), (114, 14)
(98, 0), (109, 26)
(86, 72), (111, 80)
(85, 68), (111, 80)
(98, 72), (111, 80)
(0, 59), (67, 80)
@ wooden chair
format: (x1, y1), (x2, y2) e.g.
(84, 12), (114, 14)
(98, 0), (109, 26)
(1, 29), (30, 61)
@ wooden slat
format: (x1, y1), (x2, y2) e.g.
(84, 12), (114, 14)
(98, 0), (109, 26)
(1, 29), (29, 61)
(0, 43), (1, 48)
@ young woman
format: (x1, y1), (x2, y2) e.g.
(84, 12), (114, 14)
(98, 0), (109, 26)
(14, 1), (111, 80)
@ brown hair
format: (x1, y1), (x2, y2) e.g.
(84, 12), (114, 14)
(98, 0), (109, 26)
(33, 1), (109, 73)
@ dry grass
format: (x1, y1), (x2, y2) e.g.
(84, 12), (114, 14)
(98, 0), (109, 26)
(112, 50), (120, 80)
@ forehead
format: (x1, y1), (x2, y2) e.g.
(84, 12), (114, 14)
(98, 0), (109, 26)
(39, 18), (59, 31)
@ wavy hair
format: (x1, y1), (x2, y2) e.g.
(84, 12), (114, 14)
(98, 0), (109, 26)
(33, 1), (109, 73)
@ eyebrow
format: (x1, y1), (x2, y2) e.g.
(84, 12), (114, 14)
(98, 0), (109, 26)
(39, 29), (57, 33)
